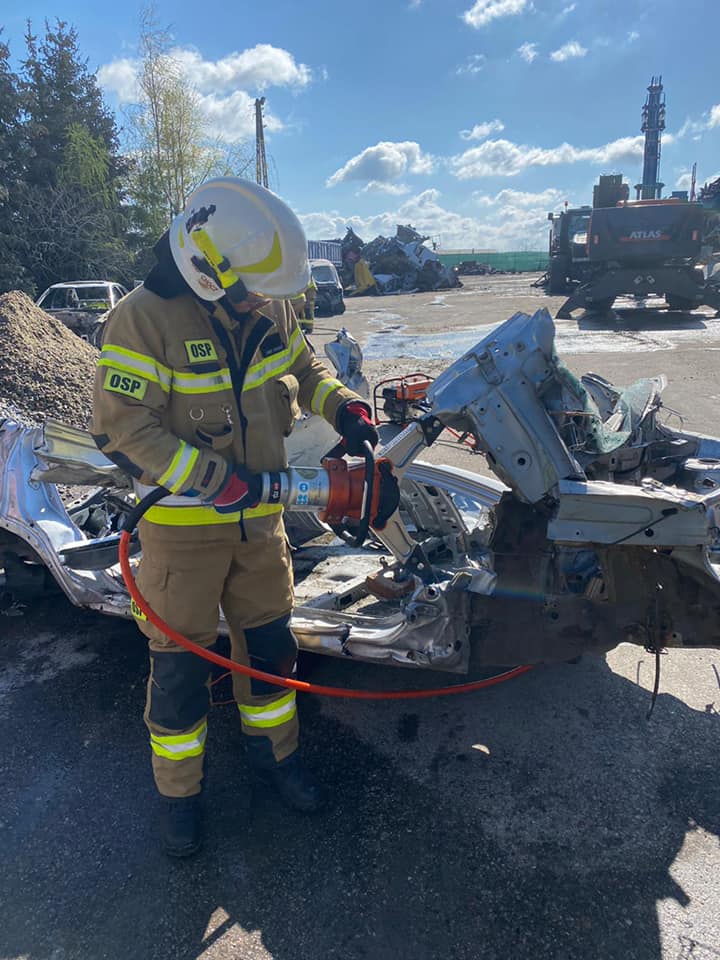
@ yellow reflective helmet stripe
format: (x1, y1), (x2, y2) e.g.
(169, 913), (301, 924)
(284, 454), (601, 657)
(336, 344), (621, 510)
(98, 344), (172, 393)
(171, 368), (232, 395)
(150, 721), (207, 761)
(143, 502), (283, 526)
(191, 227), (283, 284)
(157, 441), (200, 494)
(311, 377), (343, 417)
(238, 231), (283, 275)
(191, 228), (243, 292)
(238, 691), (297, 729)
(243, 328), (305, 392)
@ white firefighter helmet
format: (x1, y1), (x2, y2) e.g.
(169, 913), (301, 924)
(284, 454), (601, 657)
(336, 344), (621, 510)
(169, 177), (310, 302)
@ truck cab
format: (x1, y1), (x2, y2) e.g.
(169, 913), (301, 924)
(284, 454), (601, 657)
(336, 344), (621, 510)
(547, 207), (592, 293)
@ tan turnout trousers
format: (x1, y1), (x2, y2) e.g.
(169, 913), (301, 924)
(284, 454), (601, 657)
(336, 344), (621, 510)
(135, 514), (297, 798)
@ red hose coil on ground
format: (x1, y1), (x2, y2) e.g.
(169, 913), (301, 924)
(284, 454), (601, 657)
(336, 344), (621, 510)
(119, 530), (533, 700)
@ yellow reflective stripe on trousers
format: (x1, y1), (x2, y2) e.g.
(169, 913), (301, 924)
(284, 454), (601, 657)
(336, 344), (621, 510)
(238, 691), (297, 729)
(311, 378), (343, 417)
(157, 441), (200, 494)
(150, 721), (207, 761)
(243, 328), (305, 392)
(171, 368), (232, 394)
(143, 502), (283, 526)
(98, 344), (172, 392)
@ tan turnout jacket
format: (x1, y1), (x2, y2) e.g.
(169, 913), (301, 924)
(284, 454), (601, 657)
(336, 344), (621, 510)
(91, 286), (358, 531)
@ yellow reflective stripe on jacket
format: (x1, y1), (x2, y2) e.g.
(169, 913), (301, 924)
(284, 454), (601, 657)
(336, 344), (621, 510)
(98, 344), (172, 392)
(238, 691), (297, 729)
(150, 721), (207, 761)
(171, 368), (232, 395)
(311, 377), (343, 417)
(157, 441), (200, 494)
(143, 502), (283, 526)
(243, 328), (305, 392)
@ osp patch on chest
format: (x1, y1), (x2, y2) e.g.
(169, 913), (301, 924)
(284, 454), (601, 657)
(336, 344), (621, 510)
(184, 339), (219, 363)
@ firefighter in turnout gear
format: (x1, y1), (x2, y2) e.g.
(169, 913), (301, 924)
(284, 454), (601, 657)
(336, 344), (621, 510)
(91, 178), (378, 857)
(301, 275), (317, 333)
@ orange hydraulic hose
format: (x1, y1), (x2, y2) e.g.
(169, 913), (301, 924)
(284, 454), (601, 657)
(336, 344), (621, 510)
(119, 530), (533, 699)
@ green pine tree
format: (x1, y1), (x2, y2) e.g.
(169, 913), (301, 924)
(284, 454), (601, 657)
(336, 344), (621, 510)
(17, 19), (132, 290)
(0, 31), (33, 293)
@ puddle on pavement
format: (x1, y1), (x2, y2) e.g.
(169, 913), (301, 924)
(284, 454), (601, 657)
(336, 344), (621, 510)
(363, 320), (703, 361)
(364, 324), (495, 360)
(358, 311), (406, 328)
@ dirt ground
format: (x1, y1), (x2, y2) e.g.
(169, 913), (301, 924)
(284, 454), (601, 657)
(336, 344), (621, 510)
(1, 275), (719, 960)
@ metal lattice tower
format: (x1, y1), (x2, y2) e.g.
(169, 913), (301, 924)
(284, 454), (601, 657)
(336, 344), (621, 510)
(635, 76), (666, 200)
(255, 97), (269, 189)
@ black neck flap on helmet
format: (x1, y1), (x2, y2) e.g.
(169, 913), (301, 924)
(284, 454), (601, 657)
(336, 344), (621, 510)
(144, 231), (192, 300)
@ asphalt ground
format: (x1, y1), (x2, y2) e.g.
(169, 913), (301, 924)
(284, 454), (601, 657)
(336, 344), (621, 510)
(1, 275), (719, 960)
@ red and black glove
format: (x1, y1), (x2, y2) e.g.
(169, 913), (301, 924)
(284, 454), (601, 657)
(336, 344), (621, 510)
(211, 466), (263, 514)
(337, 401), (379, 457)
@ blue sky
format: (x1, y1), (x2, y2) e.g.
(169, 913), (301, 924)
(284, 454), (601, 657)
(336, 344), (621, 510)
(4, 0), (719, 250)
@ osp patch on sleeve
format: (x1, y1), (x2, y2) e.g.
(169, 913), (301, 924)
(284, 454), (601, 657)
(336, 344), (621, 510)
(184, 339), (218, 363)
(103, 368), (149, 400)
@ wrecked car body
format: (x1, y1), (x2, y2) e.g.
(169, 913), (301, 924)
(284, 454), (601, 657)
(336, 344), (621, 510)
(1, 310), (719, 673)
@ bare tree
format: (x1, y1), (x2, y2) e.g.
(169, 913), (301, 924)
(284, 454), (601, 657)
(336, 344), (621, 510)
(126, 6), (253, 232)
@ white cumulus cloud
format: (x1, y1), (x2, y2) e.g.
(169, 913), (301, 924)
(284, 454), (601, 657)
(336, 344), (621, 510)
(478, 187), (566, 208)
(298, 185), (575, 252)
(326, 141), (435, 188)
(517, 41), (539, 62)
(550, 40), (587, 61)
(359, 181), (412, 196)
(460, 119), (505, 141)
(676, 169), (720, 192)
(456, 54), (487, 75)
(463, 0), (529, 29)
(450, 134), (649, 179)
(100, 44), (312, 104)
(195, 90), (283, 143)
(98, 43), (312, 142)
(677, 103), (720, 139)
(169, 44), (311, 93)
(97, 59), (141, 103)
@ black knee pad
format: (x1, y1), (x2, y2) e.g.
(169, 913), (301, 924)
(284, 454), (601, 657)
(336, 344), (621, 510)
(245, 615), (297, 696)
(148, 647), (214, 729)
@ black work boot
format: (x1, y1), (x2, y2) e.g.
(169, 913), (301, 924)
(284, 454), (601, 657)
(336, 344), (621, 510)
(159, 795), (202, 858)
(257, 753), (326, 813)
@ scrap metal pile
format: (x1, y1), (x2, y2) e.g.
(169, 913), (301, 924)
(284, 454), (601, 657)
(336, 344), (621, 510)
(455, 261), (504, 276)
(699, 177), (720, 257)
(340, 225), (462, 295)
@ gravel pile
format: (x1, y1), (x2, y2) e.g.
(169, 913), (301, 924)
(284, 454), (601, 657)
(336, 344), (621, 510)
(0, 291), (97, 428)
